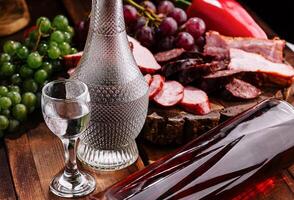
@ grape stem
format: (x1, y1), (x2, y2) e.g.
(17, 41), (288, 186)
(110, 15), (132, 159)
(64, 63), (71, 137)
(172, 0), (191, 7)
(33, 29), (42, 51)
(124, 0), (162, 23)
(33, 21), (46, 51)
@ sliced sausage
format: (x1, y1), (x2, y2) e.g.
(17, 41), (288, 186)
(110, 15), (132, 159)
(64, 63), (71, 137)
(128, 36), (161, 74)
(224, 78), (261, 99)
(154, 48), (185, 63)
(149, 75), (165, 99)
(180, 86), (211, 115)
(153, 81), (184, 107)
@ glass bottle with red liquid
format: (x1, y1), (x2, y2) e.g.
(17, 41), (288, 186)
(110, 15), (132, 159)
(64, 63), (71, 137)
(92, 99), (294, 199)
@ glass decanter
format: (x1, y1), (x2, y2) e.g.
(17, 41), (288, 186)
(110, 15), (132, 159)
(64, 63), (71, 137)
(71, 0), (149, 170)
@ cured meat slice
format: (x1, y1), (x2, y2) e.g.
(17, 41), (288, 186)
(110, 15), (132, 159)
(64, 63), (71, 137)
(224, 78), (261, 99)
(128, 36), (161, 74)
(144, 74), (152, 85)
(162, 58), (204, 77)
(204, 31), (285, 63)
(63, 51), (83, 69)
(154, 48), (185, 63)
(180, 86), (211, 115)
(228, 48), (294, 80)
(178, 61), (228, 85)
(149, 75), (164, 99)
(153, 81), (184, 107)
(204, 70), (242, 79)
(162, 58), (228, 80)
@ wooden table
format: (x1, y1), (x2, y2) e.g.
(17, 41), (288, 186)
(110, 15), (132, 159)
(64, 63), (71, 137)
(0, 0), (294, 199)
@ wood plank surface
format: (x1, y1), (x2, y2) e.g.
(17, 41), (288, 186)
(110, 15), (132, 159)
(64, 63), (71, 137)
(5, 122), (144, 200)
(0, 141), (17, 200)
(5, 133), (45, 200)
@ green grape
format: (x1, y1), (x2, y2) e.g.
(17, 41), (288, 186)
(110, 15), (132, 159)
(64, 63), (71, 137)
(38, 43), (48, 56)
(70, 48), (78, 54)
(49, 41), (58, 47)
(29, 30), (38, 42)
(59, 42), (71, 56)
(3, 41), (19, 55)
(0, 97), (12, 109)
(14, 42), (21, 49)
(7, 92), (21, 105)
(52, 15), (69, 31)
(50, 31), (64, 44)
(22, 92), (37, 108)
(24, 38), (34, 49)
(16, 46), (29, 59)
(65, 26), (74, 37)
(36, 17), (51, 33)
(8, 85), (20, 93)
(0, 53), (10, 64)
(0, 115), (9, 130)
(12, 104), (27, 121)
(63, 32), (72, 43)
(51, 59), (61, 72)
(41, 62), (53, 75)
(19, 65), (33, 78)
(1, 62), (15, 76)
(27, 52), (42, 69)
(2, 109), (10, 117)
(0, 86), (8, 96)
(23, 79), (38, 93)
(8, 119), (20, 133)
(34, 69), (48, 84)
(48, 46), (61, 59)
(11, 74), (22, 85)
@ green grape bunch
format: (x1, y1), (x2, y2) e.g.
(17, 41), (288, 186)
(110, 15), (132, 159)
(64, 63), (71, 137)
(0, 15), (76, 137)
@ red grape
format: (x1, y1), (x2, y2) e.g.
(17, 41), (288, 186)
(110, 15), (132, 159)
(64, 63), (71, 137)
(134, 16), (147, 30)
(159, 17), (178, 36)
(195, 36), (205, 49)
(136, 26), (155, 48)
(75, 19), (89, 49)
(141, 1), (156, 13)
(123, 5), (138, 25)
(158, 36), (175, 51)
(184, 17), (206, 39)
(176, 32), (195, 51)
(168, 8), (187, 25)
(158, 1), (175, 15)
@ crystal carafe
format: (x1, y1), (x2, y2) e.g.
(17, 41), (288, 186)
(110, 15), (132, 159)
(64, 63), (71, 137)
(71, 0), (149, 170)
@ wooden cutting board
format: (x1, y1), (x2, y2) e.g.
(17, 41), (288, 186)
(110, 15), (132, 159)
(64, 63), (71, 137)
(0, 0), (30, 36)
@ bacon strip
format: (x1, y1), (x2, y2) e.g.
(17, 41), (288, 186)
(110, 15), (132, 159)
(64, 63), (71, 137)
(204, 31), (285, 63)
(228, 48), (294, 80)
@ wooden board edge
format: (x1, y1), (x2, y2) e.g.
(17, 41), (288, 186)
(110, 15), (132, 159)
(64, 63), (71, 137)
(0, 0), (30, 37)
(0, 140), (17, 200)
(5, 134), (46, 200)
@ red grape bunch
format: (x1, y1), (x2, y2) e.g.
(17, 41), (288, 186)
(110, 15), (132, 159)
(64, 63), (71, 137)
(123, 0), (206, 52)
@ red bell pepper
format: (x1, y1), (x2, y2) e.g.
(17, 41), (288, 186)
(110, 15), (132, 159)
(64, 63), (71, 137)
(187, 0), (267, 39)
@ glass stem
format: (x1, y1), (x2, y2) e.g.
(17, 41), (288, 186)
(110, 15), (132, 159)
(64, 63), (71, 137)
(62, 138), (80, 179)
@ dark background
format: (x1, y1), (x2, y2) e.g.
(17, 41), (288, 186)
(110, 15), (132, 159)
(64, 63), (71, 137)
(240, 0), (294, 42)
